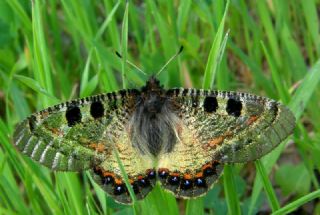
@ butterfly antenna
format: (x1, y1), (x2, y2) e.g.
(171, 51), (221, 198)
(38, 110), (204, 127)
(156, 46), (184, 77)
(115, 51), (147, 76)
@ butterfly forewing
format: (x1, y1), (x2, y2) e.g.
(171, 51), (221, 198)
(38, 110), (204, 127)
(166, 88), (295, 163)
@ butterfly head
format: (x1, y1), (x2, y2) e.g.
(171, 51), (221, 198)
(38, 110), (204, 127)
(141, 76), (164, 92)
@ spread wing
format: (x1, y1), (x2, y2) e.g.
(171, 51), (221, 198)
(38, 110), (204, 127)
(156, 88), (295, 198)
(13, 89), (155, 204)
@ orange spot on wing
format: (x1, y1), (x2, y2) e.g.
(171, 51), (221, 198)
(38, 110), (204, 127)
(247, 115), (258, 125)
(206, 131), (234, 148)
(48, 127), (63, 136)
(40, 111), (49, 118)
(195, 172), (203, 178)
(201, 163), (212, 171)
(114, 178), (123, 184)
(158, 168), (169, 173)
(170, 172), (180, 177)
(89, 143), (105, 152)
(183, 174), (192, 180)
(102, 171), (115, 178)
(208, 136), (224, 146)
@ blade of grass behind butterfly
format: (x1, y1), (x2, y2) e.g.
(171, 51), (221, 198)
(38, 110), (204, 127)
(146, 0), (180, 86)
(121, 0), (129, 89)
(301, 0), (320, 60)
(186, 198), (204, 215)
(202, 0), (229, 90)
(272, 189), (320, 215)
(0, 120), (33, 214)
(32, 0), (54, 107)
(95, 1), (120, 42)
(254, 160), (280, 212)
(248, 59), (320, 215)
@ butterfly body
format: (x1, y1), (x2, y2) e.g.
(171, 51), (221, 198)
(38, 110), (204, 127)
(13, 76), (295, 204)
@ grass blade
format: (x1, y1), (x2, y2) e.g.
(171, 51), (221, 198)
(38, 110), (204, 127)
(202, 0), (229, 89)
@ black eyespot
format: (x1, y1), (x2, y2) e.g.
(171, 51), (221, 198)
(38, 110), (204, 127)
(195, 177), (207, 188)
(168, 175), (180, 185)
(203, 167), (215, 177)
(28, 115), (37, 132)
(90, 101), (104, 119)
(138, 178), (150, 188)
(103, 176), (114, 185)
(114, 184), (126, 195)
(158, 169), (169, 179)
(180, 179), (193, 190)
(226, 98), (242, 117)
(147, 170), (156, 179)
(66, 105), (81, 127)
(203, 96), (218, 113)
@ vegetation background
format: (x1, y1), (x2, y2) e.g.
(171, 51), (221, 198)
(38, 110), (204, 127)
(0, 0), (320, 214)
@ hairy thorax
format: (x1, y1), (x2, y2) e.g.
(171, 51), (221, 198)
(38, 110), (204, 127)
(129, 83), (180, 157)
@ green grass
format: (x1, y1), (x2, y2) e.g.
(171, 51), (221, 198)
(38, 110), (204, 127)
(1, 0), (320, 214)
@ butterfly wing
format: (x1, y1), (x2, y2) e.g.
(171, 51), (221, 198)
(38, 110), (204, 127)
(13, 89), (156, 204)
(157, 88), (295, 198)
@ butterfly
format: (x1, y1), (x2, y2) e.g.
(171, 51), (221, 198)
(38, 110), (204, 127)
(13, 75), (295, 204)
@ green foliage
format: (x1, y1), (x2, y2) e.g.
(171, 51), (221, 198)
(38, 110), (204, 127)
(0, 0), (320, 214)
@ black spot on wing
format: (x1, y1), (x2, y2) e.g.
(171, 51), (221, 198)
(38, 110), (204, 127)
(28, 115), (37, 132)
(114, 184), (127, 195)
(226, 98), (242, 117)
(66, 105), (81, 127)
(203, 96), (218, 113)
(90, 101), (104, 119)
(180, 179), (193, 190)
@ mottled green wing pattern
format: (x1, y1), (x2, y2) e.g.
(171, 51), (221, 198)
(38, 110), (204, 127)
(13, 89), (158, 204)
(169, 88), (295, 163)
(156, 88), (295, 198)
(13, 90), (137, 171)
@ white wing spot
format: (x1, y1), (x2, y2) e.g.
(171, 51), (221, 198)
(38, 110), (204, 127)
(40, 140), (54, 163)
(31, 140), (42, 158)
(23, 136), (35, 153)
(67, 155), (74, 170)
(15, 131), (25, 146)
(52, 152), (62, 169)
